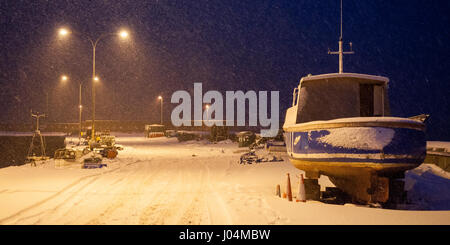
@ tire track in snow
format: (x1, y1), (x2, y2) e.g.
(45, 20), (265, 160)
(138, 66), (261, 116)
(56, 162), (148, 224)
(0, 159), (142, 225)
(160, 160), (210, 225)
(85, 160), (167, 225)
(176, 165), (210, 225)
(202, 159), (234, 225)
(138, 161), (186, 225)
(137, 158), (212, 225)
(35, 159), (147, 225)
(17, 175), (104, 225)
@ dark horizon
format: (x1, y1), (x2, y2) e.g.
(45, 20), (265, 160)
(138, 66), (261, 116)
(1, 0), (449, 140)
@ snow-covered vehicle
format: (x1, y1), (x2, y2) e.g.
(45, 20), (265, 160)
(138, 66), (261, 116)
(54, 148), (77, 161)
(93, 146), (118, 159)
(176, 131), (201, 142)
(165, 130), (177, 138)
(83, 156), (106, 169)
(145, 124), (165, 138)
(236, 131), (255, 147)
(239, 151), (260, 164)
(54, 148), (82, 168)
(239, 150), (284, 164)
(100, 135), (115, 147)
(101, 147), (118, 159)
(283, 8), (426, 205)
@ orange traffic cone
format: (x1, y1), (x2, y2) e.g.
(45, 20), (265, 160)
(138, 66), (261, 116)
(286, 173), (293, 201)
(276, 184), (281, 198)
(296, 174), (306, 202)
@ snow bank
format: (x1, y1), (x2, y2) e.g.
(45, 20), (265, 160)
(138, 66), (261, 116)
(405, 164), (450, 210)
(317, 127), (395, 150)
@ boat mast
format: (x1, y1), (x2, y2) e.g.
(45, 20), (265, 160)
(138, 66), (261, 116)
(328, 0), (354, 73)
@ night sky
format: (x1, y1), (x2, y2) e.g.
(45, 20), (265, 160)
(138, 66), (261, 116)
(0, 0), (449, 140)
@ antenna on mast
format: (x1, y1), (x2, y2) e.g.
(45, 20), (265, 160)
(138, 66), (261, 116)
(340, 0), (343, 39)
(328, 0), (354, 73)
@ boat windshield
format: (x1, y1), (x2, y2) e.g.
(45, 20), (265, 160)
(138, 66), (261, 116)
(296, 76), (389, 123)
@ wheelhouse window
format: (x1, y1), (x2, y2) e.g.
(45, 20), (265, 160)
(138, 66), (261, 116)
(296, 76), (388, 123)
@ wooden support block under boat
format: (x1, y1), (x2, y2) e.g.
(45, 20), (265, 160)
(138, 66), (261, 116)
(304, 179), (321, 201)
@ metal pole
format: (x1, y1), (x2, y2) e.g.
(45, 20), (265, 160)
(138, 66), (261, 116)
(36, 115), (40, 132)
(339, 0), (343, 74)
(160, 97), (163, 125)
(46, 92), (49, 121)
(92, 44), (96, 141)
(339, 39), (343, 74)
(79, 83), (82, 145)
(327, 0), (353, 73)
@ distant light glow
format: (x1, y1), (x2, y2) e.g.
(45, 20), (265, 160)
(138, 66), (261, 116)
(94, 76), (99, 81)
(158, 96), (162, 100)
(61, 75), (68, 81)
(119, 30), (129, 39)
(59, 28), (69, 36)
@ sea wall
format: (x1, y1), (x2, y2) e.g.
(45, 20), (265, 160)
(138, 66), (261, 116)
(0, 135), (65, 168)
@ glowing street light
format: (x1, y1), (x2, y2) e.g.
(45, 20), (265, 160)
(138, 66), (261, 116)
(57, 27), (130, 142)
(59, 75), (83, 145)
(58, 28), (69, 36)
(119, 30), (129, 39)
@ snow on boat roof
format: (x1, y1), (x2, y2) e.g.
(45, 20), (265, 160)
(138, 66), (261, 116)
(300, 73), (389, 83)
(286, 117), (424, 129)
(322, 117), (423, 124)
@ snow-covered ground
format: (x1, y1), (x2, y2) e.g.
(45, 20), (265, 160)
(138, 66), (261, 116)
(0, 135), (449, 225)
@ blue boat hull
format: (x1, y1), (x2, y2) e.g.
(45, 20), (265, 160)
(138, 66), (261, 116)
(283, 120), (426, 203)
(285, 128), (425, 164)
(284, 121), (426, 180)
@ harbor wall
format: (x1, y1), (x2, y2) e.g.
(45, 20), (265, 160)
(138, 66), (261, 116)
(0, 135), (66, 168)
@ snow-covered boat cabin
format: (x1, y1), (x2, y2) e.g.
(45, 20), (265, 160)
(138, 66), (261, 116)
(290, 73), (390, 124)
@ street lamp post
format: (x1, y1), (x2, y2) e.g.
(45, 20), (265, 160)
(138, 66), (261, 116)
(58, 28), (129, 142)
(45, 92), (49, 121)
(78, 83), (82, 145)
(158, 96), (163, 125)
(60, 75), (83, 145)
(205, 104), (210, 125)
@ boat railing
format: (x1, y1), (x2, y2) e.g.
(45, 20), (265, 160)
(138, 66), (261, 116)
(292, 87), (299, 107)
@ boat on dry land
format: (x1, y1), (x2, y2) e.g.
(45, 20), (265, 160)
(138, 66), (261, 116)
(283, 1), (426, 204)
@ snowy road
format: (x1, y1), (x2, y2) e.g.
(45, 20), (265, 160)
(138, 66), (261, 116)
(0, 135), (449, 225)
